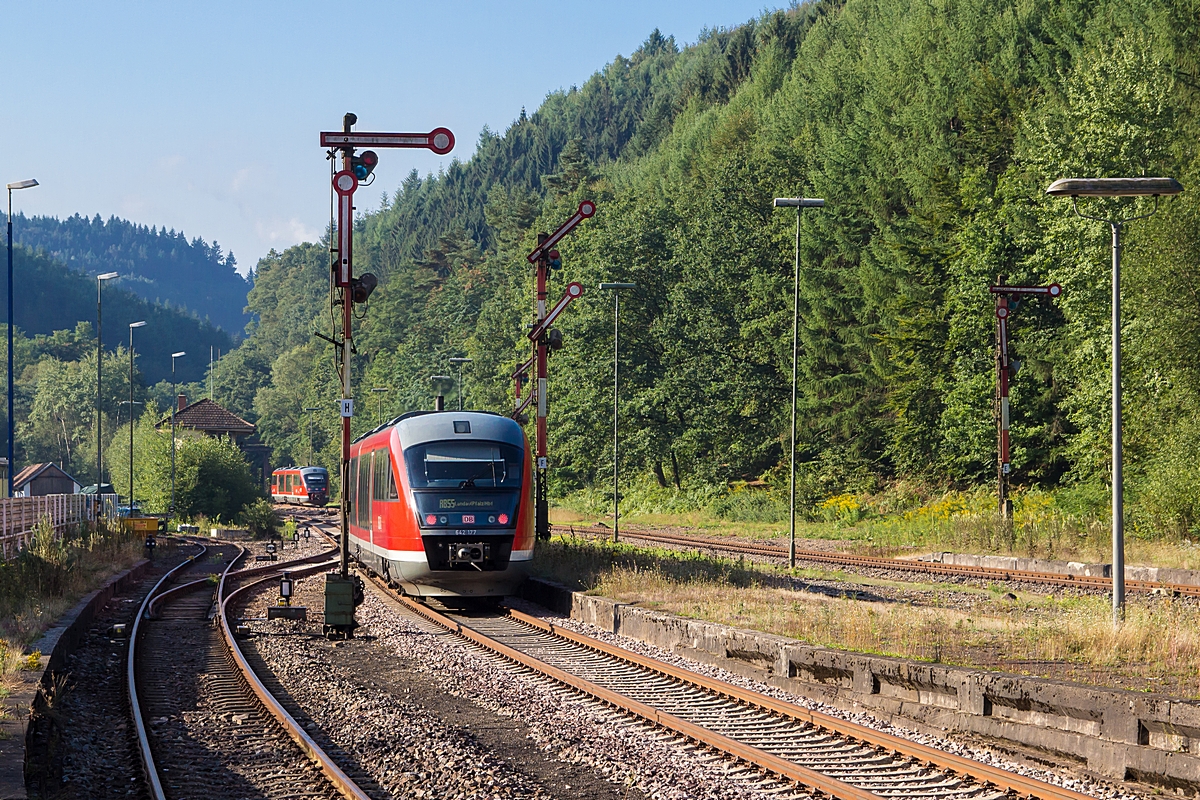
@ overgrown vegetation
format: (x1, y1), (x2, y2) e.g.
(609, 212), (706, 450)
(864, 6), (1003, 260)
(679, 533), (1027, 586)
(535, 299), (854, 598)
(1, 521), (146, 687)
(212, 0), (1200, 548)
(534, 536), (1200, 696)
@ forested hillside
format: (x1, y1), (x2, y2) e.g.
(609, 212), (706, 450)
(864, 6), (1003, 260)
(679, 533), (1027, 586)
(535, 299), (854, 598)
(0, 244), (235, 482)
(222, 0), (1200, 537)
(4, 211), (250, 335)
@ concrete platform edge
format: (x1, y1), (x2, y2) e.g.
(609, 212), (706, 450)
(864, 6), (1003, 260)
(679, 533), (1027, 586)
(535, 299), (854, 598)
(520, 577), (1200, 791)
(0, 558), (150, 800)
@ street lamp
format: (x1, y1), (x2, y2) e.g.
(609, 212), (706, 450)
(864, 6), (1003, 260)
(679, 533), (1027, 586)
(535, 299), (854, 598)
(448, 357), (472, 410)
(1046, 176), (1182, 626)
(370, 387), (389, 426)
(6, 178), (37, 496)
(599, 282), (636, 544)
(304, 406), (320, 465)
(170, 351), (186, 516)
(96, 272), (118, 488)
(128, 321), (147, 511)
(430, 375), (453, 411)
(773, 196), (825, 569)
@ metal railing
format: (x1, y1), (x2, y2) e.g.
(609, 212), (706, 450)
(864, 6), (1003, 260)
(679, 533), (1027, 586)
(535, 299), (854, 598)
(0, 493), (119, 559)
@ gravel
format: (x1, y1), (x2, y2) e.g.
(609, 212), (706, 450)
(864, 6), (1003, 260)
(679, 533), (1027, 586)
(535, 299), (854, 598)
(240, 575), (811, 800)
(506, 597), (1141, 800)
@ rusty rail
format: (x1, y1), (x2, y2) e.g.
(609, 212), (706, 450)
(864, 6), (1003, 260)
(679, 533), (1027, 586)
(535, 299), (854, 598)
(217, 561), (368, 800)
(559, 524), (1200, 598)
(506, 607), (1096, 800)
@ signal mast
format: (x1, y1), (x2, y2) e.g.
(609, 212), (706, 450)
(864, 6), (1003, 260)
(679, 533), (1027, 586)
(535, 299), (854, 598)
(318, 113), (454, 636)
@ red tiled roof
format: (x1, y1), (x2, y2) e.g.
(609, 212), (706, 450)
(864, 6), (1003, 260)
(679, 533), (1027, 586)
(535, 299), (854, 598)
(13, 462), (78, 487)
(158, 398), (255, 435)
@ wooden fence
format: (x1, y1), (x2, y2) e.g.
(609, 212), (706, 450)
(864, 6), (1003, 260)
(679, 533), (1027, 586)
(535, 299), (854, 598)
(0, 494), (119, 560)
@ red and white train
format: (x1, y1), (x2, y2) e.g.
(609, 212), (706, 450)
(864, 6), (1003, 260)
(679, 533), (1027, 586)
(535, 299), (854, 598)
(271, 466), (330, 507)
(346, 410), (534, 601)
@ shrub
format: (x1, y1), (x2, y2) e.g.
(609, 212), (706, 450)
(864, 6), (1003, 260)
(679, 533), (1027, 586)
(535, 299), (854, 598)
(239, 499), (280, 540)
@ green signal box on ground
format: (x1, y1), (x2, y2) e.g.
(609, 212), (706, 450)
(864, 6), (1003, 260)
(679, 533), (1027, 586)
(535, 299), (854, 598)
(323, 572), (362, 639)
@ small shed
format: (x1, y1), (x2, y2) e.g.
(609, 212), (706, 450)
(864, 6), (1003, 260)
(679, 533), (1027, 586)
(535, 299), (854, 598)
(13, 463), (82, 497)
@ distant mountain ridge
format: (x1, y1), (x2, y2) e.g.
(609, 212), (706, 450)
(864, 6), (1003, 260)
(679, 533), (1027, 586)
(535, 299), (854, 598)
(4, 211), (251, 336)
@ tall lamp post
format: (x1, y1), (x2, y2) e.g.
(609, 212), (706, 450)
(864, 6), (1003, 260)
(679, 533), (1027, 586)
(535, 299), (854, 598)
(170, 351), (186, 516)
(96, 272), (119, 488)
(1046, 176), (1182, 626)
(128, 321), (147, 510)
(370, 387), (389, 427)
(772, 196), (825, 569)
(6, 178), (38, 496)
(599, 282), (636, 543)
(304, 406), (320, 465)
(448, 357), (472, 410)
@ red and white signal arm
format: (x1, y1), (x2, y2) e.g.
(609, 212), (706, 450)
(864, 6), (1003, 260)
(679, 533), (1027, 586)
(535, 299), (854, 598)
(319, 127), (455, 155)
(332, 170), (358, 287)
(527, 201), (598, 264)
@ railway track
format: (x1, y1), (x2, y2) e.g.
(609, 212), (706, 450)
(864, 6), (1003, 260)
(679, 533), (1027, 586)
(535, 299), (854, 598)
(557, 523), (1200, 598)
(127, 537), (373, 800)
(355, 569), (1098, 800)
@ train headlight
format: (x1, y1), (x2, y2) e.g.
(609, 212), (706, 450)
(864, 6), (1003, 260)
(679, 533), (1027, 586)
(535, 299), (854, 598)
(425, 514), (437, 525)
(498, 513), (509, 525)
(488, 515), (496, 524)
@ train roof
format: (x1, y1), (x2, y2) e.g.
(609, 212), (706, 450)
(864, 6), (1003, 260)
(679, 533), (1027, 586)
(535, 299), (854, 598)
(352, 410), (523, 449)
(271, 465), (329, 474)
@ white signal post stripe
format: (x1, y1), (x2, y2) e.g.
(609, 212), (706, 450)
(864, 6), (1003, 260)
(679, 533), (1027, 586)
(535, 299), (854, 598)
(333, 171), (358, 287)
(528, 283), (584, 341)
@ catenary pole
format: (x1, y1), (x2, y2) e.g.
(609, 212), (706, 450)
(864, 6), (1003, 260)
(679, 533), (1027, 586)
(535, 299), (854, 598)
(96, 273), (118, 488)
(773, 197), (825, 569)
(1046, 176), (1182, 626)
(6, 180), (37, 496)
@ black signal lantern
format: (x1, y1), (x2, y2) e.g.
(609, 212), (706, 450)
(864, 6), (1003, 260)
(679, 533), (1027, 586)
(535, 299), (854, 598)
(279, 571), (293, 606)
(351, 150), (379, 182)
(351, 272), (378, 304)
(547, 249), (562, 270)
(547, 327), (564, 351)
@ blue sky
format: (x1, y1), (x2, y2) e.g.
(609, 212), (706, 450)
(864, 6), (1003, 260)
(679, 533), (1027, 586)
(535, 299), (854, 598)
(1, 1), (781, 275)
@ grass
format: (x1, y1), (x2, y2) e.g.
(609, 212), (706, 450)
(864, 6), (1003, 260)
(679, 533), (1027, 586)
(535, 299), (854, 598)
(1, 521), (147, 693)
(532, 535), (1200, 697)
(552, 482), (1200, 571)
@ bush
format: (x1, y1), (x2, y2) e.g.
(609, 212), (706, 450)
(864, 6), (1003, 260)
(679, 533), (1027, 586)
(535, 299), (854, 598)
(239, 499), (280, 540)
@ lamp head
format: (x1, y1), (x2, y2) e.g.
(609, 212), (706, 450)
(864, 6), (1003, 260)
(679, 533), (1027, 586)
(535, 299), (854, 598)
(129, 321), (147, 329)
(599, 282), (637, 291)
(98, 271), (119, 281)
(6, 179), (38, 191)
(773, 197), (825, 208)
(172, 351), (186, 358)
(449, 357), (473, 365)
(1046, 177), (1183, 197)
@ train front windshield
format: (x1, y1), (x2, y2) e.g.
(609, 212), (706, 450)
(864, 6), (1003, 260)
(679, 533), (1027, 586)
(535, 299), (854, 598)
(404, 442), (523, 489)
(303, 471), (328, 489)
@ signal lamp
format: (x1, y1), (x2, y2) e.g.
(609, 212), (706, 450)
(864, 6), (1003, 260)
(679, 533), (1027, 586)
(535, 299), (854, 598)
(351, 150), (379, 181)
(547, 328), (564, 351)
(425, 514), (437, 525)
(280, 571), (293, 602)
(547, 249), (562, 270)
(351, 272), (378, 304)
(498, 513), (509, 525)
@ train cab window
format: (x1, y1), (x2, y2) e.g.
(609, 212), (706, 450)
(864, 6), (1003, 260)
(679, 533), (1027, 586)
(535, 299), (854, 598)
(372, 450), (397, 501)
(357, 453), (373, 529)
(404, 442), (523, 489)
